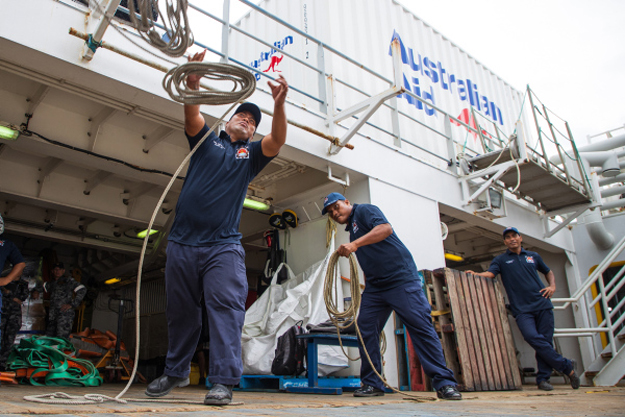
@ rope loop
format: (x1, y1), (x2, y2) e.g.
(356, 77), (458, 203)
(126, 0), (193, 57)
(162, 62), (257, 105)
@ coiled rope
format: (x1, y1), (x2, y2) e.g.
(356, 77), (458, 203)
(323, 250), (436, 401)
(24, 65), (256, 405)
(163, 62), (257, 105)
(126, 0), (193, 57)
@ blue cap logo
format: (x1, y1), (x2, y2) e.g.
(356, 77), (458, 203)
(503, 226), (520, 237)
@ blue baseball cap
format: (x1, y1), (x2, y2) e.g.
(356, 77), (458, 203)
(502, 226), (520, 238)
(322, 192), (346, 215)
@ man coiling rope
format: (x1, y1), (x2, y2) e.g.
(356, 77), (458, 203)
(321, 193), (463, 401)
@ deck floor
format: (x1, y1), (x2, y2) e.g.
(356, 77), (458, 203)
(0, 382), (623, 416)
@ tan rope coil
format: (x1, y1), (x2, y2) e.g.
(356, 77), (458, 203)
(323, 251), (436, 401)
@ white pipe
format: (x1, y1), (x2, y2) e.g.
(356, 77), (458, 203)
(550, 133), (625, 166)
(601, 198), (625, 211)
(577, 133), (625, 152)
(581, 151), (621, 177)
(599, 173), (625, 186)
(582, 208), (615, 250)
(601, 185), (625, 198)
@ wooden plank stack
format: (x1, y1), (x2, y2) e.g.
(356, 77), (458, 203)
(423, 268), (522, 391)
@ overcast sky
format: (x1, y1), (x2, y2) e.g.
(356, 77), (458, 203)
(227, 0), (624, 146)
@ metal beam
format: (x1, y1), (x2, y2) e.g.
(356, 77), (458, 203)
(88, 107), (116, 151)
(26, 85), (51, 116)
(37, 157), (63, 197)
(541, 205), (589, 239)
(143, 126), (176, 153)
(81, 0), (123, 61)
(84, 170), (113, 195)
(328, 85), (404, 155)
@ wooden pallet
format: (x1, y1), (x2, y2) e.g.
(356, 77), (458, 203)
(424, 268), (522, 391)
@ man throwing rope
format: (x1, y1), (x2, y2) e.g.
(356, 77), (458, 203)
(322, 193), (462, 400)
(146, 50), (289, 405)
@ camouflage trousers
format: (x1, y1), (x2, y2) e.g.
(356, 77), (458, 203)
(0, 305), (22, 368)
(46, 309), (75, 339)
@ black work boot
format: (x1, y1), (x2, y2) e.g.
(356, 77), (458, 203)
(204, 383), (234, 405)
(145, 374), (190, 397)
(436, 385), (463, 400)
(353, 384), (385, 397)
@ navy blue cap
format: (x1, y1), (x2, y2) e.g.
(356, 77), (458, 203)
(233, 102), (261, 128)
(52, 262), (65, 269)
(322, 192), (346, 215)
(502, 227), (520, 238)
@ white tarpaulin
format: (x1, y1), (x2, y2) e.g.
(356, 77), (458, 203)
(242, 241), (347, 375)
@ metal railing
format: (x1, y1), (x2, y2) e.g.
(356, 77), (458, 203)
(191, 0), (516, 167)
(552, 233), (625, 358)
(526, 87), (593, 199)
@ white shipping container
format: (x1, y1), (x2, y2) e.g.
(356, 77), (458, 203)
(228, 0), (527, 169)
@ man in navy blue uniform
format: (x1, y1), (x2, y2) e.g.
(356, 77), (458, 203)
(146, 50), (288, 406)
(0, 213), (27, 376)
(468, 227), (580, 391)
(322, 193), (462, 400)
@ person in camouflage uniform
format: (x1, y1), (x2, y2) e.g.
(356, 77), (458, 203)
(43, 263), (86, 339)
(0, 277), (29, 370)
(0, 213), (27, 374)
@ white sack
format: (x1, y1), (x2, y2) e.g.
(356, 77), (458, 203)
(242, 241), (347, 375)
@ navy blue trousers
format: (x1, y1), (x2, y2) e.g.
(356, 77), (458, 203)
(164, 241), (248, 385)
(357, 281), (457, 391)
(515, 309), (573, 383)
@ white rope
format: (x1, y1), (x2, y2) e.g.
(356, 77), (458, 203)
(163, 62), (257, 105)
(126, 0), (193, 57)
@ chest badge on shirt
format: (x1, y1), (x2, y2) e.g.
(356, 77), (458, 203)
(525, 256), (534, 264)
(352, 221), (359, 233)
(506, 260), (514, 264)
(236, 147), (250, 159)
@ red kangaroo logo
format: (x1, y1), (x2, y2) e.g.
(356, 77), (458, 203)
(263, 54), (283, 73)
(450, 108), (492, 139)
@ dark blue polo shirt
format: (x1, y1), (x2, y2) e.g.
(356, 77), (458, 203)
(346, 204), (419, 293)
(487, 248), (552, 316)
(0, 238), (24, 274)
(168, 124), (274, 246)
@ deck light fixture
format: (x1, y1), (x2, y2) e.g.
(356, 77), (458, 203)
(444, 253), (464, 262)
(243, 197), (270, 211)
(488, 188), (503, 209)
(137, 228), (158, 238)
(0, 123), (20, 141)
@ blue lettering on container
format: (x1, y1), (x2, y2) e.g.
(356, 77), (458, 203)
(249, 36), (293, 80)
(389, 31), (504, 125)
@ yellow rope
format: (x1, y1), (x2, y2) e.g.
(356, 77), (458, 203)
(325, 217), (337, 248)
